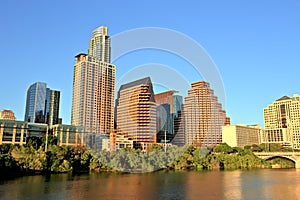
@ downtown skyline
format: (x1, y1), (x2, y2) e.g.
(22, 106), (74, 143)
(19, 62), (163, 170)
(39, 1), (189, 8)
(1, 1), (299, 127)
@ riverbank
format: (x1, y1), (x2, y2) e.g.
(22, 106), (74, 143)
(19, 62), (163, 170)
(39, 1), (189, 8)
(0, 143), (295, 179)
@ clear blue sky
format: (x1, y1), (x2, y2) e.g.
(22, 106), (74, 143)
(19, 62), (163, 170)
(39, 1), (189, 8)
(1, 0), (299, 127)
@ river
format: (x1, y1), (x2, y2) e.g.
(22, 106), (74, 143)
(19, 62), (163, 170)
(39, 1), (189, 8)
(1, 169), (300, 200)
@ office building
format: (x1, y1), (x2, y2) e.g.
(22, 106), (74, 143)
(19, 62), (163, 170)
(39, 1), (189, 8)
(24, 82), (60, 125)
(0, 110), (16, 120)
(184, 80), (226, 147)
(155, 91), (183, 144)
(45, 90), (60, 125)
(222, 124), (261, 148)
(51, 124), (85, 147)
(0, 119), (26, 145)
(263, 94), (300, 149)
(172, 110), (185, 146)
(71, 26), (115, 135)
(115, 77), (156, 148)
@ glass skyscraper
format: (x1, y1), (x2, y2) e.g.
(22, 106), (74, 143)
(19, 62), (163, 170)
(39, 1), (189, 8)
(24, 82), (60, 125)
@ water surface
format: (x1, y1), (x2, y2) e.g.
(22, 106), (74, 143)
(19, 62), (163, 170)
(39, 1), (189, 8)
(1, 169), (300, 200)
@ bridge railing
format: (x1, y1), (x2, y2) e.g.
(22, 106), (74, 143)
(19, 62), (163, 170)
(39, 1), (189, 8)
(254, 152), (300, 156)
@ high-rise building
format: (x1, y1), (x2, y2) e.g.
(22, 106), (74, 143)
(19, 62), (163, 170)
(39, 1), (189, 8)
(71, 26), (115, 135)
(263, 94), (300, 149)
(222, 124), (262, 148)
(88, 26), (111, 63)
(24, 82), (60, 125)
(45, 90), (60, 125)
(154, 91), (183, 143)
(172, 110), (185, 146)
(115, 77), (156, 147)
(184, 80), (226, 147)
(0, 110), (16, 120)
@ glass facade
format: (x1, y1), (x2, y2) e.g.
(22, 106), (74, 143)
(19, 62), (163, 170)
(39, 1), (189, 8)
(25, 82), (47, 123)
(24, 82), (60, 125)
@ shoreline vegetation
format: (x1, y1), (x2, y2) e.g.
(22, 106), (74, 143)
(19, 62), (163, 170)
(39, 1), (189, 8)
(0, 136), (296, 179)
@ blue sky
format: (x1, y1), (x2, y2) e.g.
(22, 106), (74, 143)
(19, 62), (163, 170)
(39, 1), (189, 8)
(0, 0), (299, 126)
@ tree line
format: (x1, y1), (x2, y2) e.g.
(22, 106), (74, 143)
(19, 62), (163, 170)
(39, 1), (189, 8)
(0, 137), (295, 179)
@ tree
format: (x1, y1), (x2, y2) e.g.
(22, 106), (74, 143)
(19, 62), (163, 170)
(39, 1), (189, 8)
(213, 143), (233, 153)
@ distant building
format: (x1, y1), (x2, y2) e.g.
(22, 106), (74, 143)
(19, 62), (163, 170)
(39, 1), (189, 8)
(184, 80), (227, 147)
(24, 82), (60, 125)
(263, 94), (300, 149)
(116, 77), (156, 148)
(225, 117), (231, 125)
(222, 124), (262, 148)
(111, 132), (134, 150)
(71, 26), (115, 135)
(0, 110), (16, 121)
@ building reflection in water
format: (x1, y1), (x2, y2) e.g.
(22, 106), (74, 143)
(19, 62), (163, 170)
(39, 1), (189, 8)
(222, 170), (242, 199)
(2, 169), (300, 199)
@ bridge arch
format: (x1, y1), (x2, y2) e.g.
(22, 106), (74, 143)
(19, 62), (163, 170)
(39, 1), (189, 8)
(253, 152), (300, 168)
(264, 155), (297, 163)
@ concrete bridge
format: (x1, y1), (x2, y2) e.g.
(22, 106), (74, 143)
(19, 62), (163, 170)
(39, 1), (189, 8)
(254, 152), (300, 168)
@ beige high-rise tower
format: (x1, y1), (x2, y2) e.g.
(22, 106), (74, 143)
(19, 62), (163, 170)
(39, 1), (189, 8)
(263, 94), (300, 149)
(184, 80), (226, 147)
(71, 26), (115, 134)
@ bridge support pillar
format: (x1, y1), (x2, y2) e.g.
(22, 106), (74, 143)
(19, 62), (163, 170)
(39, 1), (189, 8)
(295, 161), (300, 169)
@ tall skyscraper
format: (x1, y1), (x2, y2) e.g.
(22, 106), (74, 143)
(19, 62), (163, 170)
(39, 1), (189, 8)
(184, 80), (226, 147)
(154, 91), (183, 143)
(263, 94), (300, 149)
(46, 90), (60, 125)
(115, 77), (156, 147)
(155, 91), (177, 136)
(88, 26), (111, 63)
(71, 26), (115, 134)
(24, 82), (60, 125)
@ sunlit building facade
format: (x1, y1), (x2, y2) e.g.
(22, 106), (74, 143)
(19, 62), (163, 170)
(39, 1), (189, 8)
(71, 26), (115, 135)
(0, 110), (16, 121)
(263, 95), (300, 149)
(222, 124), (261, 148)
(184, 80), (226, 147)
(0, 120), (26, 145)
(116, 77), (156, 147)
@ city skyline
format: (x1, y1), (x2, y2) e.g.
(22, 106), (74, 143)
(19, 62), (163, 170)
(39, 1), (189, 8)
(1, 1), (299, 127)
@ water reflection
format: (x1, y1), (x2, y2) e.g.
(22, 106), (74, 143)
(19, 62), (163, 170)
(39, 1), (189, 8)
(222, 170), (242, 199)
(1, 169), (300, 200)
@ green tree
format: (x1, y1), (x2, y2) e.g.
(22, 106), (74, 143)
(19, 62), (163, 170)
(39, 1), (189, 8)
(213, 143), (233, 153)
